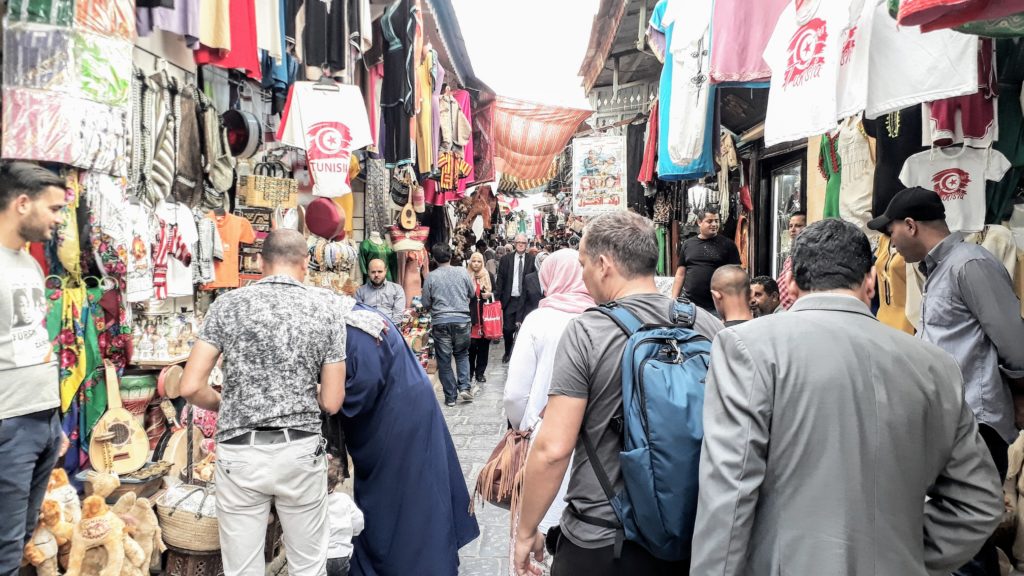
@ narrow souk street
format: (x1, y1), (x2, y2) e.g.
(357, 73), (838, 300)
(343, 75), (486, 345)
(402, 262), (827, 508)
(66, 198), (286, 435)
(434, 344), (515, 576)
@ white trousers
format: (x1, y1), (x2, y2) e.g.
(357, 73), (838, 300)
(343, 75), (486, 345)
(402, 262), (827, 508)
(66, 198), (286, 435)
(215, 433), (328, 576)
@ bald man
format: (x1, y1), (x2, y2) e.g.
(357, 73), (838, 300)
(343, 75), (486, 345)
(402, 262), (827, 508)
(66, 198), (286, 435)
(710, 265), (753, 327)
(356, 258), (407, 323)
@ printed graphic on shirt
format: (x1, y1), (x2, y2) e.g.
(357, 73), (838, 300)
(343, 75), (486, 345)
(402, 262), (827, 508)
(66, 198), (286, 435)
(932, 168), (971, 201)
(785, 18), (828, 88)
(841, 26), (857, 65)
(8, 272), (51, 368)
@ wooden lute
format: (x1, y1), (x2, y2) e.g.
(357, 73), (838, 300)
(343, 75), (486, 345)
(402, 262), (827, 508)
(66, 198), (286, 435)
(399, 196), (418, 231)
(89, 360), (149, 475)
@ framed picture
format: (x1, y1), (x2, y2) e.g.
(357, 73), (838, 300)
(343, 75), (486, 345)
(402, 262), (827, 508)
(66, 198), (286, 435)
(572, 135), (627, 216)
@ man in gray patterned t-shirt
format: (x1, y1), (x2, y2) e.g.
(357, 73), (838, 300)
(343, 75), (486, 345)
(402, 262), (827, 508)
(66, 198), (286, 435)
(181, 229), (346, 576)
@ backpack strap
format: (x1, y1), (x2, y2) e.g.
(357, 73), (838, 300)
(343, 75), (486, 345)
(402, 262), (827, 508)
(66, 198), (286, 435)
(573, 429), (625, 559)
(590, 302), (643, 337)
(672, 296), (697, 329)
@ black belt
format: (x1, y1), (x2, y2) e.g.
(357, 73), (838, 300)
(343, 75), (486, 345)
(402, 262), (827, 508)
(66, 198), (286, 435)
(221, 428), (318, 445)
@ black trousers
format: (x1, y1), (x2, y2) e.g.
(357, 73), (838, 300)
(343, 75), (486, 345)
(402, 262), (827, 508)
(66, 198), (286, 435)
(551, 534), (687, 576)
(954, 423), (1008, 576)
(503, 297), (524, 357)
(469, 337), (490, 378)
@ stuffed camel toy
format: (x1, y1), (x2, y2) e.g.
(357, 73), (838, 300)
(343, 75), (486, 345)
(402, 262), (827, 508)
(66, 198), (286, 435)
(64, 496), (126, 576)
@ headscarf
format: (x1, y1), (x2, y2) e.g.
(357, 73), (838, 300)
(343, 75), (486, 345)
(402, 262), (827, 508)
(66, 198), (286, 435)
(538, 249), (594, 315)
(468, 252), (492, 293)
(535, 251), (550, 270)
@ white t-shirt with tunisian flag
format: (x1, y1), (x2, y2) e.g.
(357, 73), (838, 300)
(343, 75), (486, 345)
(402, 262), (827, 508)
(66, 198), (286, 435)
(899, 146), (1011, 234)
(763, 0), (850, 146)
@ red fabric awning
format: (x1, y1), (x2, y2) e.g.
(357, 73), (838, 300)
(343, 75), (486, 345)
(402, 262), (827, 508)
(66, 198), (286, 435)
(492, 96), (593, 190)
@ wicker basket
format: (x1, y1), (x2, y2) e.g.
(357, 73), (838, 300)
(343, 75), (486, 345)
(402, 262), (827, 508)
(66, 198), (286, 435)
(156, 486), (220, 552)
(237, 160), (297, 209)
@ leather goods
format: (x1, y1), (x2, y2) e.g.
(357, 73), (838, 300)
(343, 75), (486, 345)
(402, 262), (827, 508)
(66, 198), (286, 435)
(220, 428), (318, 445)
(237, 158), (298, 209)
(159, 365), (184, 399)
(89, 361), (149, 475)
(473, 428), (531, 511)
(390, 167), (412, 206)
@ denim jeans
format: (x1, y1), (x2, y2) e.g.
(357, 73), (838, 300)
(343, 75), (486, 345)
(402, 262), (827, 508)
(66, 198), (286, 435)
(0, 410), (61, 576)
(433, 322), (471, 402)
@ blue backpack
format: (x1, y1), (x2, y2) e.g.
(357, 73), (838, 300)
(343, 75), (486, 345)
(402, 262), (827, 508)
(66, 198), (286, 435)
(574, 297), (712, 562)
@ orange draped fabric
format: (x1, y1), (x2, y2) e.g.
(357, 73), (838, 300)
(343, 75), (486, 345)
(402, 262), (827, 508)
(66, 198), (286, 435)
(492, 96), (592, 189)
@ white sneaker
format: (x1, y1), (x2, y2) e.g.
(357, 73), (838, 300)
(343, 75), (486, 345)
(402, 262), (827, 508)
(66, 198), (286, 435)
(458, 390), (474, 403)
(470, 385), (481, 397)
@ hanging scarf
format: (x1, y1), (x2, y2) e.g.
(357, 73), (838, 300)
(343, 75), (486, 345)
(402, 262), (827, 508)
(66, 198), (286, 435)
(468, 253), (491, 294)
(538, 249), (594, 315)
(338, 294), (389, 340)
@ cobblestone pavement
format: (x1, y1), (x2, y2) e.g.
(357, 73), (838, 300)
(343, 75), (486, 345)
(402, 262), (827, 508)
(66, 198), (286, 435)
(434, 343), (515, 576)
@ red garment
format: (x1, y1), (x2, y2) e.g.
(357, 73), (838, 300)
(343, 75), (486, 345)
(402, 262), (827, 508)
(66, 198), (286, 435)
(194, 0), (261, 81)
(928, 39), (997, 147)
(152, 220), (192, 300)
(29, 243), (49, 275)
(452, 89), (476, 195)
(638, 100), (659, 183)
(919, 0), (1024, 32)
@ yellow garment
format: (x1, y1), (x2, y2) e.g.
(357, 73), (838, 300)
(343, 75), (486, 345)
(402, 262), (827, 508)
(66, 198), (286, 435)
(874, 236), (913, 334)
(1015, 249), (1024, 318)
(415, 50), (435, 174)
(59, 285), (87, 413)
(331, 194), (354, 234)
(57, 172), (81, 279)
(200, 0), (231, 50)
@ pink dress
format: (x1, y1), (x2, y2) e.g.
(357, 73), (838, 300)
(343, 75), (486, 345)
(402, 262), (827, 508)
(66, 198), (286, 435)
(709, 0), (788, 84)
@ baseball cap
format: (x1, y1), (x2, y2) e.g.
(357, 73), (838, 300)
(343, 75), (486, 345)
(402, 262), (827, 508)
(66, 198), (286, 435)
(866, 187), (946, 232)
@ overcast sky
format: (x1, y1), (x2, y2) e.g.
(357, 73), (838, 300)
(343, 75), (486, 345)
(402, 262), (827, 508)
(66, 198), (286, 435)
(449, 0), (600, 109)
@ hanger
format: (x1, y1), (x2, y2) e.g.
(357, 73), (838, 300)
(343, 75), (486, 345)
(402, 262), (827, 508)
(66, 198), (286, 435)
(313, 66), (341, 91)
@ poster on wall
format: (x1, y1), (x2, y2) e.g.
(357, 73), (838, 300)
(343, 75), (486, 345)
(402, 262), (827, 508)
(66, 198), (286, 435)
(572, 135), (627, 216)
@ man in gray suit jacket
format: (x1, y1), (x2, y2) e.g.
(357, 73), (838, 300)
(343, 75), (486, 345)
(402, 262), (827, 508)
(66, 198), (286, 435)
(690, 219), (1003, 576)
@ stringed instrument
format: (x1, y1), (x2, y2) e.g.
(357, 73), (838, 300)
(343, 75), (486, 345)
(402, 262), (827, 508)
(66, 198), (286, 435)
(399, 196), (418, 231)
(89, 361), (149, 475)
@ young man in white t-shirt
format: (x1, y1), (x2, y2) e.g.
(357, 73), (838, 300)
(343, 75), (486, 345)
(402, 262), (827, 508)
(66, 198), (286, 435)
(0, 161), (69, 576)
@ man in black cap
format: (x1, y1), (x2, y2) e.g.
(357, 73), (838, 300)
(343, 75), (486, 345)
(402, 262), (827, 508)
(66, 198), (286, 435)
(868, 186), (1024, 576)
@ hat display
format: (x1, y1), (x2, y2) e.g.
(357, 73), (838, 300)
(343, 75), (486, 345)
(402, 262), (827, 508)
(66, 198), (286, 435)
(867, 186), (946, 232)
(306, 197), (347, 240)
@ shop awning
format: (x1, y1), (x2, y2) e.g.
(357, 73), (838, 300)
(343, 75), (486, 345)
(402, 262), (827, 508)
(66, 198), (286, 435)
(578, 0), (631, 94)
(492, 96), (593, 190)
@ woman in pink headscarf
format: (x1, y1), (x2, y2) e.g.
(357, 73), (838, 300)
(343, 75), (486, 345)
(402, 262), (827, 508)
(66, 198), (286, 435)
(502, 249), (595, 547)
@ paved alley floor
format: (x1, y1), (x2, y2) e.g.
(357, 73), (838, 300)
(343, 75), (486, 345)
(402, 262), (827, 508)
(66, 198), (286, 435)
(435, 343), (515, 576)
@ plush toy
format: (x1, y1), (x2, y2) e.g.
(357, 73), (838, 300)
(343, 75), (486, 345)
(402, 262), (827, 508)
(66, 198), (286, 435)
(48, 468), (82, 524)
(111, 492), (165, 572)
(65, 496), (126, 576)
(86, 471), (121, 501)
(23, 500), (71, 576)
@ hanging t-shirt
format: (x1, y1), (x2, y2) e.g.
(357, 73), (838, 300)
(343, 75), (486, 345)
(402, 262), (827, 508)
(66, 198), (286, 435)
(198, 0), (230, 50)
(277, 82), (373, 197)
(763, 0), (849, 146)
(194, 0), (261, 82)
(126, 202), (155, 303)
(865, 0), (976, 119)
(899, 146), (1011, 234)
(835, 0), (875, 120)
(154, 201), (199, 297)
(0, 246), (58, 420)
(202, 212), (256, 289)
(254, 0), (283, 63)
(664, 0), (713, 166)
(710, 0), (788, 84)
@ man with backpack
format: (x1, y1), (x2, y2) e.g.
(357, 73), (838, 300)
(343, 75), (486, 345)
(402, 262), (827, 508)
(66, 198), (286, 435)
(513, 211), (723, 576)
(690, 219), (1003, 576)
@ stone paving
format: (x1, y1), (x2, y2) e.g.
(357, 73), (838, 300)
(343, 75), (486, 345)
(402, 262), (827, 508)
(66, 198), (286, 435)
(433, 343), (515, 576)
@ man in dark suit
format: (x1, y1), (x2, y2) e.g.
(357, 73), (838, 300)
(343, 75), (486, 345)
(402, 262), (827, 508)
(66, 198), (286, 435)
(495, 234), (536, 363)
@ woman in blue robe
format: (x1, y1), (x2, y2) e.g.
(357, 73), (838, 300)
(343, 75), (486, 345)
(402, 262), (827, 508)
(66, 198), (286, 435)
(338, 303), (479, 576)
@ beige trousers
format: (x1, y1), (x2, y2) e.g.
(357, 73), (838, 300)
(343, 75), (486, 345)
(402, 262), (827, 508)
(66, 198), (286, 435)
(215, 433), (328, 576)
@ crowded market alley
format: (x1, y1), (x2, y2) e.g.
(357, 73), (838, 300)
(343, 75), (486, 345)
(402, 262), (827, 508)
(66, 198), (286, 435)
(4, 0), (1024, 575)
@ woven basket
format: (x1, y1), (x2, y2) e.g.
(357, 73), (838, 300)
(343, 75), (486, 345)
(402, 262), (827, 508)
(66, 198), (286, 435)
(237, 160), (297, 209)
(156, 486), (220, 552)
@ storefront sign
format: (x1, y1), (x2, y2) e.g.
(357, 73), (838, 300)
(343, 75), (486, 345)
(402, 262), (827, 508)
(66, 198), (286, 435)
(572, 135), (627, 216)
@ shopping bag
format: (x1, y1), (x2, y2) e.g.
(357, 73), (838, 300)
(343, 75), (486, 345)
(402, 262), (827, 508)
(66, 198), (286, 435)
(482, 299), (503, 340)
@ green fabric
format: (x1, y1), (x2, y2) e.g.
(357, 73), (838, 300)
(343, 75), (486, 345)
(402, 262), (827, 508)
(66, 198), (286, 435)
(957, 13), (1024, 38)
(656, 226), (667, 276)
(359, 239), (397, 282)
(7, 0), (74, 26)
(887, 0), (900, 19)
(80, 286), (106, 450)
(987, 39), (1024, 224)
(821, 136), (842, 219)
